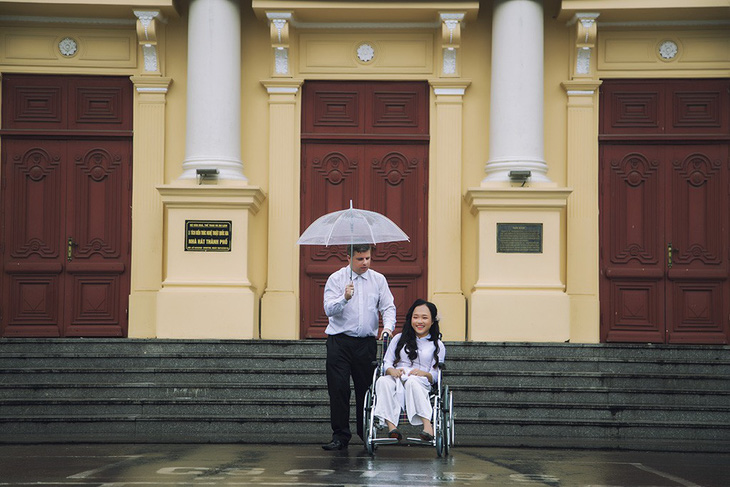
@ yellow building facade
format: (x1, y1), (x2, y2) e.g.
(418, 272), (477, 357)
(1, 0), (729, 343)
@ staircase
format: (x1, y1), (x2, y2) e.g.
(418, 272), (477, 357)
(0, 339), (728, 452)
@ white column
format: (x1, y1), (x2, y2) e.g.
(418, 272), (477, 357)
(484, 0), (550, 184)
(180, 0), (245, 181)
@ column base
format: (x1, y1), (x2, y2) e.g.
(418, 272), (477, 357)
(156, 286), (258, 339)
(260, 290), (298, 339)
(482, 159), (552, 184)
(431, 292), (466, 340)
(469, 288), (569, 342)
(156, 184), (265, 340)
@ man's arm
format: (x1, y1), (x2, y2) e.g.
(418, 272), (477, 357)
(323, 272), (349, 317)
(378, 276), (396, 334)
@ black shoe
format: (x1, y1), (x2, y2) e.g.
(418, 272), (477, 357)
(388, 428), (403, 442)
(322, 439), (347, 451)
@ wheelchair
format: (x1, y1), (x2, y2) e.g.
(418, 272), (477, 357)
(362, 334), (454, 457)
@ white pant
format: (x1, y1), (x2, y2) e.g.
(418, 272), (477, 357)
(373, 374), (432, 427)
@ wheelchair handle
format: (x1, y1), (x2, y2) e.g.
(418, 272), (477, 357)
(381, 332), (391, 349)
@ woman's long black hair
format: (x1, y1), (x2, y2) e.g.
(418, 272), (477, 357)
(393, 298), (441, 367)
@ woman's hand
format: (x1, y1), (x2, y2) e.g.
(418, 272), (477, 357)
(386, 368), (404, 379)
(408, 369), (433, 383)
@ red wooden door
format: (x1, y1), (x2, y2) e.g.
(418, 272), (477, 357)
(1, 75), (132, 337)
(600, 144), (729, 343)
(599, 79), (730, 344)
(300, 81), (428, 338)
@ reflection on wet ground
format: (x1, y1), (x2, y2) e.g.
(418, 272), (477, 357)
(0, 443), (728, 486)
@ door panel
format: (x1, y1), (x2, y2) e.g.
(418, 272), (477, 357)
(64, 140), (131, 337)
(600, 143), (729, 344)
(2, 139), (66, 336)
(366, 144), (427, 327)
(300, 143), (428, 338)
(1, 74), (132, 338)
(1, 139), (130, 337)
(666, 145), (728, 343)
(600, 79), (730, 344)
(300, 81), (428, 339)
(300, 143), (364, 338)
(601, 144), (666, 343)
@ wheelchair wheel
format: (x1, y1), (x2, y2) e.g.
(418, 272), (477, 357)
(443, 385), (453, 455)
(363, 389), (375, 455)
(448, 387), (455, 449)
(434, 396), (444, 457)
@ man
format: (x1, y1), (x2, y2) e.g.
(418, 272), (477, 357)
(321, 243), (395, 451)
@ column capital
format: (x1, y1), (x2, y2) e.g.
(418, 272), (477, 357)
(430, 79), (471, 97)
(561, 79), (603, 96)
(130, 76), (172, 92)
(261, 78), (304, 95)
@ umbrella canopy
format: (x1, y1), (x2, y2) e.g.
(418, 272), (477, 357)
(297, 202), (409, 246)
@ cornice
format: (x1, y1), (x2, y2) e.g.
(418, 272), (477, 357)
(252, 1), (479, 26)
(0, 15), (135, 26)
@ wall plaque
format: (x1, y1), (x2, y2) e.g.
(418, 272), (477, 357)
(497, 223), (543, 253)
(185, 220), (232, 252)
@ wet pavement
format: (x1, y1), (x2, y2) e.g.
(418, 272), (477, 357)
(0, 443), (728, 487)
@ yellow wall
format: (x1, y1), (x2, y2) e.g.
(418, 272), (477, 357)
(460, 2), (491, 301)
(242, 3), (274, 329)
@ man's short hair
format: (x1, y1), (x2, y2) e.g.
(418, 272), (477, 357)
(348, 244), (372, 257)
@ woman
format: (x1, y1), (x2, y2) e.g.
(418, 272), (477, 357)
(373, 298), (446, 442)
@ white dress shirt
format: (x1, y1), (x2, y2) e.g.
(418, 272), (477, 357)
(323, 266), (396, 337)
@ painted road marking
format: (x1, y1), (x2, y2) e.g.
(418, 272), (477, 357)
(631, 463), (704, 487)
(67, 456), (143, 479)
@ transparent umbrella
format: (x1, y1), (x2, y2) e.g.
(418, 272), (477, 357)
(297, 201), (409, 247)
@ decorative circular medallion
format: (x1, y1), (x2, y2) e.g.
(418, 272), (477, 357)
(356, 43), (375, 63)
(58, 37), (78, 57)
(658, 40), (678, 60)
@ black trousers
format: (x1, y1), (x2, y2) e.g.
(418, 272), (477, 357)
(325, 333), (377, 445)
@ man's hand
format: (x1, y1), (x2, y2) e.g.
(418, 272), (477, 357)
(344, 282), (354, 301)
(379, 329), (392, 340)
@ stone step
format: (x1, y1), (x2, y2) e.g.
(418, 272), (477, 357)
(1, 415), (728, 452)
(450, 385), (730, 406)
(2, 383), (727, 411)
(1, 338), (728, 452)
(3, 369), (726, 392)
(0, 383), (329, 400)
(2, 398), (727, 424)
(2, 338), (726, 360)
(3, 354), (728, 377)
